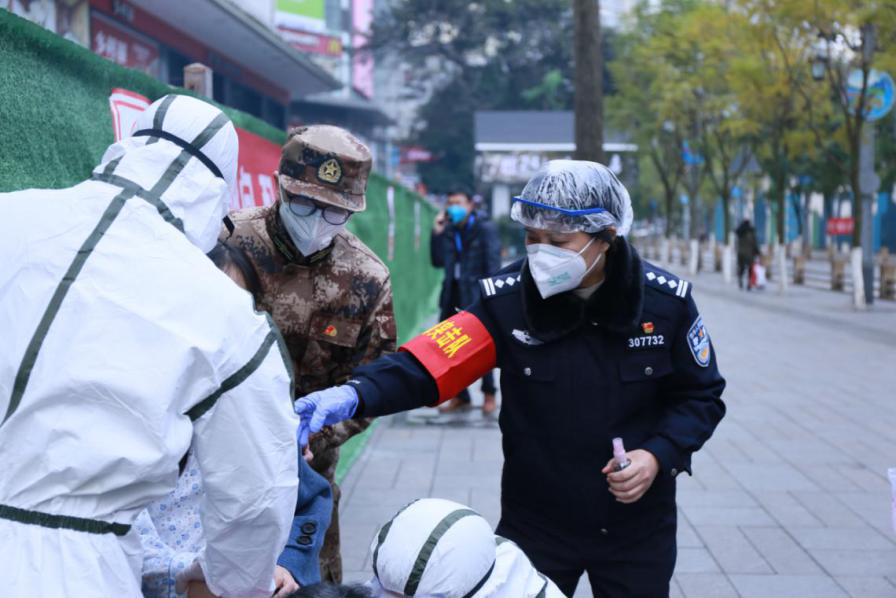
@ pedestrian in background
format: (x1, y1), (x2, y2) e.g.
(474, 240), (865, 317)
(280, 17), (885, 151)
(430, 189), (502, 415)
(225, 125), (396, 584)
(735, 219), (760, 290)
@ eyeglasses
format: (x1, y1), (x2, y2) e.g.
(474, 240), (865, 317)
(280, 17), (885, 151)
(282, 189), (351, 225)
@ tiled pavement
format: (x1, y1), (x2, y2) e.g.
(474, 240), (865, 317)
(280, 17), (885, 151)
(336, 265), (896, 597)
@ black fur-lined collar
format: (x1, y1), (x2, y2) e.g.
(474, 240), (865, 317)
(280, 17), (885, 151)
(520, 238), (645, 341)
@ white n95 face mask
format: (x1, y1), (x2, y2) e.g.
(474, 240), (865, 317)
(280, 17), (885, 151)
(278, 197), (345, 257)
(527, 237), (601, 299)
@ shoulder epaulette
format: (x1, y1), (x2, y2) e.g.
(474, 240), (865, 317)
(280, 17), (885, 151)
(644, 267), (691, 300)
(480, 272), (521, 298)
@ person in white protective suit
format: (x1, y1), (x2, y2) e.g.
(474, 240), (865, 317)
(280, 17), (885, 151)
(0, 94), (299, 598)
(365, 499), (564, 598)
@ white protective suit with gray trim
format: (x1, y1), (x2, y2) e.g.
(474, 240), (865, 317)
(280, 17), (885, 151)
(367, 499), (564, 598)
(0, 94), (299, 598)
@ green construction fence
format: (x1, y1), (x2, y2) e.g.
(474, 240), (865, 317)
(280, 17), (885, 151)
(0, 9), (442, 479)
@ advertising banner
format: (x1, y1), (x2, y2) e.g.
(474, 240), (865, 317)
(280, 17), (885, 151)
(277, 26), (343, 56)
(352, 0), (374, 98)
(274, 0), (326, 33)
(5, 0), (89, 46)
(826, 217), (855, 236)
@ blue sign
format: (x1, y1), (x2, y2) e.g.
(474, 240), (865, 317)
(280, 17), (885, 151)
(682, 140), (704, 166)
(847, 69), (895, 121)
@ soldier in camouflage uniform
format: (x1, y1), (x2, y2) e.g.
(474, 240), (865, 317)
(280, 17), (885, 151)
(224, 125), (396, 583)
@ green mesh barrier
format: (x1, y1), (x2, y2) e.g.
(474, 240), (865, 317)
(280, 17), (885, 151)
(1, 8), (443, 480)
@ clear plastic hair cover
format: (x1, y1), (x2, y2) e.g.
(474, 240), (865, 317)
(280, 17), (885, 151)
(511, 160), (634, 236)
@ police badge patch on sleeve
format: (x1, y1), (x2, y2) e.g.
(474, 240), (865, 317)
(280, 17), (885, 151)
(687, 316), (711, 367)
(511, 329), (544, 346)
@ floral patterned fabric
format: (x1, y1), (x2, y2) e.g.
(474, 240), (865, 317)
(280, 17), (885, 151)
(137, 452), (206, 598)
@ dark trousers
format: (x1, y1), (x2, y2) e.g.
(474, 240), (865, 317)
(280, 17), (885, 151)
(440, 303), (496, 401)
(496, 515), (677, 598)
(737, 256), (751, 289)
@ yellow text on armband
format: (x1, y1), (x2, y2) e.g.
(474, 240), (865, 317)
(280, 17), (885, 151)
(422, 320), (473, 358)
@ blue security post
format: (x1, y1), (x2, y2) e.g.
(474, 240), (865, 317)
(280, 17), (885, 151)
(874, 191), (889, 252)
(754, 195), (768, 246)
(714, 199), (725, 242)
(882, 193), (896, 251)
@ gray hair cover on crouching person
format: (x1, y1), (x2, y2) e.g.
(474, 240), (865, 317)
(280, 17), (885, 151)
(510, 159), (633, 236)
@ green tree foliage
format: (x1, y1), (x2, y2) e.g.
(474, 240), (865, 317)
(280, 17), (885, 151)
(612, 0), (896, 246)
(609, 1), (693, 236)
(369, 0), (610, 193)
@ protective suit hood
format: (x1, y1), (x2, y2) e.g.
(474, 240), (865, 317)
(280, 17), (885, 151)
(367, 499), (563, 598)
(95, 94), (238, 252)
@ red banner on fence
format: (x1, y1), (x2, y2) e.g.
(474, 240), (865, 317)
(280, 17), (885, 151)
(826, 217), (854, 236)
(234, 127), (279, 209)
(108, 89), (280, 210)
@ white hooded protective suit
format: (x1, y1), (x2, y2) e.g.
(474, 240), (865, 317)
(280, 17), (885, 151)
(368, 499), (564, 598)
(0, 94), (299, 598)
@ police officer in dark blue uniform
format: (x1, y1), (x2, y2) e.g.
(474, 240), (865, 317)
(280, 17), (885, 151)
(295, 160), (726, 597)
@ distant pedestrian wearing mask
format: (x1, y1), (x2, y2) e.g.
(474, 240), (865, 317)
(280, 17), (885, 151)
(430, 189), (502, 415)
(296, 161), (726, 597)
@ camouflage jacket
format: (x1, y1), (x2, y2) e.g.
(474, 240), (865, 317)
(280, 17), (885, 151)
(226, 203), (396, 477)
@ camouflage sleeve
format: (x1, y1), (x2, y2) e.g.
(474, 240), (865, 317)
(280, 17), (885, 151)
(311, 277), (397, 455)
(359, 275), (397, 364)
(309, 417), (372, 465)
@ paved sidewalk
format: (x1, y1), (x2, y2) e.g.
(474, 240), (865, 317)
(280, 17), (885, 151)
(337, 265), (896, 597)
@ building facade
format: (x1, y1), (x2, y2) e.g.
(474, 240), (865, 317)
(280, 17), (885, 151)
(5, 0), (341, 128)
(475, 110), (637, 218)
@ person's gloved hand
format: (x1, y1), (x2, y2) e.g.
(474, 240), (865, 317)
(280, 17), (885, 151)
(294, 385), (359, 447)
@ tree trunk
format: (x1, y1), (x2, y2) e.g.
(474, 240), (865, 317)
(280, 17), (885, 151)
(664, 190), (675, 237)
(773, 176), (786, 245)
(688, 171), (701, 240)
(721, 193), (731, 242)
(849, 126), (863, 248)
(573, 0), (604, 164)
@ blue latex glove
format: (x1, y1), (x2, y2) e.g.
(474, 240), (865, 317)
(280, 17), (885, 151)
(294, 385), (359, 447)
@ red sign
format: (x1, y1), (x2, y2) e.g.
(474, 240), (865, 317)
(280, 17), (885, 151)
(277, 26), (343, 57)
(91, 12), (159, 76)
(826, 217), (854, 236)
(233, 127), (280, 210)
(400, 146), (434, 164)
(107, 90), (281, 211)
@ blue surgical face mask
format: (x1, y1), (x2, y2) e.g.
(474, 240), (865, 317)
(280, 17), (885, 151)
(446, 204), (469, 225)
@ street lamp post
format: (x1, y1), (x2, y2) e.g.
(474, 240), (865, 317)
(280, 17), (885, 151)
(859, 24), (877, 306)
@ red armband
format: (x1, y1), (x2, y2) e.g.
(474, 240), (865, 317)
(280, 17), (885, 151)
(399, 311), (497, 404)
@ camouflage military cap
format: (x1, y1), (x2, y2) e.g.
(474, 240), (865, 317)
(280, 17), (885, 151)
(278, 125), (372, 212)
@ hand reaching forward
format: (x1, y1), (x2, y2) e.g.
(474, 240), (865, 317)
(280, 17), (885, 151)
(294, 385), (359, 447)
(601, 449), (660, 504)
